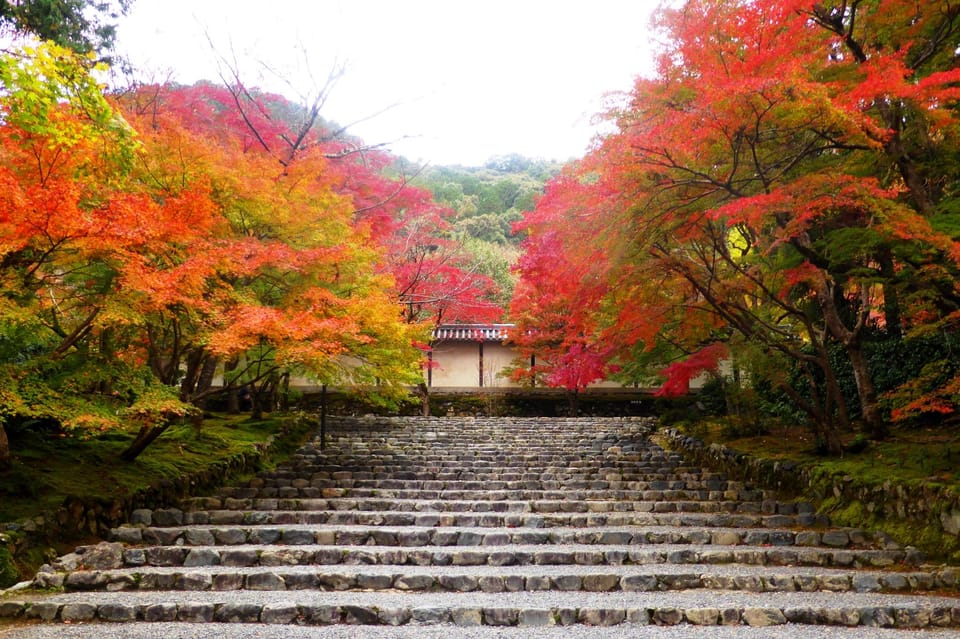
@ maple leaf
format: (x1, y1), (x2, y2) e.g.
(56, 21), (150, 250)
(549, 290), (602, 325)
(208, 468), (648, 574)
(655, 343), (729, 398)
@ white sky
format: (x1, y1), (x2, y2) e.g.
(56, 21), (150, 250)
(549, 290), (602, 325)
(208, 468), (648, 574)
(113, 1), (662, 166)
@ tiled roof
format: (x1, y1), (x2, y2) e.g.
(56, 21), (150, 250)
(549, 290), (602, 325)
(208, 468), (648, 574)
(433, 324), (514, 342)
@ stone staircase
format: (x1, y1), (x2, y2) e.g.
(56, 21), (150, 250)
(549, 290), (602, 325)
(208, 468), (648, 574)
(2, 415), (959, 637)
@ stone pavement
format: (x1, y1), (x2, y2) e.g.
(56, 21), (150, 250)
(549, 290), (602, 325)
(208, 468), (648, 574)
(1, 415), (959, 636)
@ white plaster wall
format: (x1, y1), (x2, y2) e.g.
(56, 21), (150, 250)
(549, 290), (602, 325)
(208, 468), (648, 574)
(428, 341), (521, 388)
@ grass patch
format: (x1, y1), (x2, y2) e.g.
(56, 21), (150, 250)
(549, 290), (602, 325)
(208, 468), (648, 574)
(0, 412), (315, 523)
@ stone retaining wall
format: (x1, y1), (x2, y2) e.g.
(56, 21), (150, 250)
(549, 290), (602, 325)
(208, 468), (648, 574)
(659, 427), (960, 560)
(0, 415), (316, 584)
(298, 388), (661, 418)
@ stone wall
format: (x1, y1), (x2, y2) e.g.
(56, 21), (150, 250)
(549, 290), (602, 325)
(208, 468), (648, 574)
(0, 415), (316, 585)
(659, 428), (960, 561)
(299, 388), (661, 418)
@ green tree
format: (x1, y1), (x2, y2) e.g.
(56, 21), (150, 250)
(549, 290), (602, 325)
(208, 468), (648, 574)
(415, 157), (559, 247)
(0, 0), (131, 58)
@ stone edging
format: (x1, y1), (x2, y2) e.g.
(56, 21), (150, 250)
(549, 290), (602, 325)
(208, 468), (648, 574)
(658, 427), (960, 558)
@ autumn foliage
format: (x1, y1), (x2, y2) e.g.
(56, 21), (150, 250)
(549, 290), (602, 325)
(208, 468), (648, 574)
(6, 0), (960, 464)
(0, 44), (501, 463)
(511, 0), (960, 449)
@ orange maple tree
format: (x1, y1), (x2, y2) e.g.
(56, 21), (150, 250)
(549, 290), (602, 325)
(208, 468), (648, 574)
(0, 47), (496, 462)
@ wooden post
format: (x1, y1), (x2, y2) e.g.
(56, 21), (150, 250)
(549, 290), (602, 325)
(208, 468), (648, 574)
(478, 341), (484, 387)
(320, 384), (327, 451)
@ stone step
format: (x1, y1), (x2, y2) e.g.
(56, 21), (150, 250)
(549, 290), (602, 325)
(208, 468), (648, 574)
(5, 589), (959, 628)
(220, 475), (741, 493)
(313, 427), (654, 437)
(279, 451), (688, 461)
(260, 478), (756, 491)
(5, 622), (960, 639)
(305, 437), (657, 443)
(289, 443), (668, 452)
(214, 487), (776, 502)
(160, 508), (828, 530)
(178, 497), (798, 515)
(312, 429), (651, 437)
(10, 415), (953, 637)
(68, 543), (918, 570)
(285, 448), (682, 459)
(37, 563), (957, 595)
(268, 465), (705, 478)
(295, 456), (690, 465)
(300, 432), (656, 441)
(308, 440), (655, 447)
(110, 524), (895, 552)
(246, 469), (733, 481)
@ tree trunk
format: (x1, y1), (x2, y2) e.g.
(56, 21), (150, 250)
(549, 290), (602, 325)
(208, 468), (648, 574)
(193, 355), (219, 408)
(99, 327), (115, 395)
(820, 346), (851, 432)
(418, 382), (430, 416)
(223, 358), (241, 414)
(813, 274), (886, 440)
(180, 348), (205, 400)
(250, 393), (264, 421)
(249, 378), (273, 420)
(847, 343), (888, 439)
(320, 384), (327, 451)
(255, 374), (279, 416)
(120, 422), (172, 462)
(878, 249), (902, 338)
(226, 388), (240, 414)
(266, 374), (279, 412)
(727, 364), (742, 418)
(279, 372), (290, 412)
(775, 366), (843, 455)
(0, 424), (11, 470)
(568, 389), (580, 417)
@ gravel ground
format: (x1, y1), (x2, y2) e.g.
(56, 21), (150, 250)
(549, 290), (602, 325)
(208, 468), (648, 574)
(3, 622), (960, 639)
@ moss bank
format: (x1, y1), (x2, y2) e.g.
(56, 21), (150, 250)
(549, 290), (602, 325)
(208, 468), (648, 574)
(0, 411), (317, 581)
(661, 422), (960, 563)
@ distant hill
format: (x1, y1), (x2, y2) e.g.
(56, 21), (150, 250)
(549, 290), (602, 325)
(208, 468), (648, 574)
(414, 153), (561, 246)
(411, 154), (561, 314)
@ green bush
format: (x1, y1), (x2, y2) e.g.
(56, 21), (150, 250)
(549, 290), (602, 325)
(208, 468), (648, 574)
(757, 331), (960, 426)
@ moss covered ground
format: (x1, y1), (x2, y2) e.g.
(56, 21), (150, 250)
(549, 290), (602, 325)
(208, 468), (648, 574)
(673, 418), (960, 560)
(679, 419), (960, 487)
(0, 412), (315, 524)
